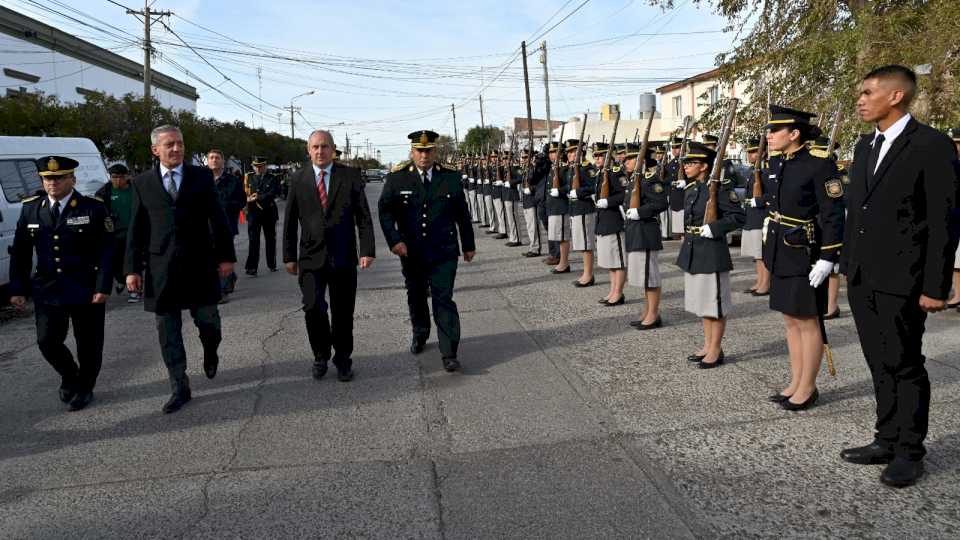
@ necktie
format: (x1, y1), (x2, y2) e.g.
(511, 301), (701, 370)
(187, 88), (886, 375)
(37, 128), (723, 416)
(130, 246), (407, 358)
(421, 171), (430, 190)
(166, 171), (179, 200)
(317, 170), (328, 209)
(51, 200), (60, 223)
(866, 134), (885, 189)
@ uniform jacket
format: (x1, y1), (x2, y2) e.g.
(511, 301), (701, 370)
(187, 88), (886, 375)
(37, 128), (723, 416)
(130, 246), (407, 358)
(502, 165), (521, 202)
(665, 159), (685, 211)
(840, 117), (959, 298)
(762, 146), (845, 277)
(283, 163), (376, 272)
(546, 164), (570, 216)
(742, 166), (768, 231)
(213, 171), (246, 236)
(9, 192), (113, 305)
(529, 155), (551, 207)
(245, 171), (280, 221)
(126, 164), (236, 312)
(594, 166), (626, 236)
(379, 162), (476, 264)
(624, 167), (669, 251)
(675, 179), (745, 274)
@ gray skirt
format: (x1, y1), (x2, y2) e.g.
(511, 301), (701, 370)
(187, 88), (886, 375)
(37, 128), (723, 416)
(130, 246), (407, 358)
(740, 229), (763, 259)
(627, 250), (661, 288)
(955, 242), (960, 270)
(570, 213), (597, 251)
(670, 210), (684, 232)
(548, 214), (570, 242)
(597, 232), (626, 269)
(684, 271), (732, 319)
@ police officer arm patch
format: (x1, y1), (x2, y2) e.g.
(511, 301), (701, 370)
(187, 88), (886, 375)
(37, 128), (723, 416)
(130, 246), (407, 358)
(825, 178), (843, 198)
(653, 182), (664, 193)
(104, 216), (114, 232)
(728, 190), (739, 203)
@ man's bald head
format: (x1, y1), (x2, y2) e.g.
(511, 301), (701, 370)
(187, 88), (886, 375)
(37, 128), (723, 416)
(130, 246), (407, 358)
(308, 130), (336, 147)
(307, 130), (336, 167)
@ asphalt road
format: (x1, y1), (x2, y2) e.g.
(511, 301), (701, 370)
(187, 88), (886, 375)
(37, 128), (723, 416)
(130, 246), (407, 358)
(1, 182), (959, 539)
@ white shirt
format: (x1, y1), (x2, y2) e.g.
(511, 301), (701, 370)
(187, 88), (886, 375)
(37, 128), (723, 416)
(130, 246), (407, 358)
(159, 162), (184, 191)
(312, 162), (333, 192)
(48, 189), (74, 210)
(871, 112), (912, 173)
(415, 167), (433, 183)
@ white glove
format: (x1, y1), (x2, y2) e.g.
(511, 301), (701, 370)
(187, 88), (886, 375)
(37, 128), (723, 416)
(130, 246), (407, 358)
(523, 187), (532, 195)
(626, 208), (640, 220)
(596, 198), (608, 209)
(833, 263), (840, 274)
(746, 198), (758, 208)
(462, 174), (468, 180)
(699, 225), (714, 239)
(496, 180), (504, 186)
(674, 179), (686, 190)
(809, 259), (834, 288)
(468, 178), (475, 184)
(568, 190), (578, 200)
(550, 188), (560, 197)
(484, 179), (490, 185)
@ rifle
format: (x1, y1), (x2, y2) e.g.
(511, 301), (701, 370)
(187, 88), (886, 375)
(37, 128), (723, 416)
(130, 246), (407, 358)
(570, 114), (589, 192)
(599, 111), (622, 200)
(826, 103), (843, 157)
(673, 116), (695, 189)
(551, 122), (567, 190)
(751, 131), (768, 200)
(703, 98), (740, 224)
(628, 106), (657, 210)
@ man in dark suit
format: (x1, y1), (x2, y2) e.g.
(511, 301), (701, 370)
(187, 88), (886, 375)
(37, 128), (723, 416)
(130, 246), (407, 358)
(126, 125), (237, 414)
(379, 130), (476, 372)
(839, 65), (959, 487)
(283, 130), (375, 382)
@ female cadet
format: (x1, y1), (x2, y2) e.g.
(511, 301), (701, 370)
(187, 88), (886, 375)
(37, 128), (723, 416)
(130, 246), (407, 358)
(763, 105), (845, 410)
(624, 143), (669, 327)
(741, 138), (770, 296)
(567, 139), (597, 286)
(592, 142), (628, 306)
(546, 141), (572, 274)
(676, 141), (745, 368)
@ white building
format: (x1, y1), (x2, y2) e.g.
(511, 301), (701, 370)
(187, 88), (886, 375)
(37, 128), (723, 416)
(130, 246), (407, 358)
(0, 6), (197, 111)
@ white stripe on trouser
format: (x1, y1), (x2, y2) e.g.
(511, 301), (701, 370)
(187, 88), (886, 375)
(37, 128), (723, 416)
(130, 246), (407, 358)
(524, 206), (540, 251)
(504, 200), (520, 243)
(495, 198), (507, 234)
(484, 195), (498, 230)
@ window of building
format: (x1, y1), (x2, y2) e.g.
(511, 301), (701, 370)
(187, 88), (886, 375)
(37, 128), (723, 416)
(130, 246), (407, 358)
(708, 85), (720, 105)
(0, 160), (43, 203)
(3, 68), (40, 83)
(672, 96), (682, 117)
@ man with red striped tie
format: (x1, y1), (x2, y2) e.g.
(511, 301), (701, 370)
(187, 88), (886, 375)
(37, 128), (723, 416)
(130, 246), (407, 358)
(283, 130), (376, 382)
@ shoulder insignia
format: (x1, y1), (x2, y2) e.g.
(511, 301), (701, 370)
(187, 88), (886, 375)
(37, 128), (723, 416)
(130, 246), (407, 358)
(69, 198), (77, 208)
(644, 169), (656, 179)
(684, 182), (697, 190)
(391, 161), (411, 173)
(92, 195), (104, 203)
(588, 170), (598, 178)
(20, 195), (41, 203)
(825, 178), (844, 198)
(653, 182), (664, 193)
(728, 190), (739, 203)
(104, 216), (114, 233)
(769, 150), (782, 157)
(612, 165), (622, 173)
(810, 148), (830, 159)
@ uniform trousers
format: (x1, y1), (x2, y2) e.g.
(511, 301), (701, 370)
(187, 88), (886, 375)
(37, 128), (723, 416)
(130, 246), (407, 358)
(300, 265), (356, 369)
(245, 211), (277, 271)
(484, 195), (498, 231)
(155, 304), (221, 390)
(848, 274), (930, 460)
(401, 257), (461, 359)
(35, 302), (105, 393)
(477, 190), (489, 225)
(537, 202), (560, 258)
(112, 232), (128, 286)
(495, 197), (507, 234)
(524, 206), (541, 252)
(467, 186), (477, 220)
(503, 200), (520, 243)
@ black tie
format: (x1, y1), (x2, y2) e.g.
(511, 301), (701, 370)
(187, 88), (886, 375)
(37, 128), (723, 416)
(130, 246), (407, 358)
(51, 200), (61, 223)
(866, 134), (885, 189)
(421, 171), (430, 190)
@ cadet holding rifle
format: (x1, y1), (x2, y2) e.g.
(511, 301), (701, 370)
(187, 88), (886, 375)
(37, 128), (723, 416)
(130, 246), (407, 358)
(742, 137), (770, 296)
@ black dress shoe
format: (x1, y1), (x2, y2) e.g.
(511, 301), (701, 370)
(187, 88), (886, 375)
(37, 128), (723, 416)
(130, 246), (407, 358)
(312, 360), (328, 380)
(550, 267), (571, 274)
(269, 267), (278, 272)
(523, 251), (542, 258)
(162, 390), (192, 414)
(697, 351), (725, 369)
(840, 442), (895, 465)
(410, 336), (426, 354)
(337, 368), (354, 382)
(781, 388), (819, 411)
(59, 387), (76, 404)
(442, 357), (461, 372)
(823, 309), (841, 320)
(880, 458), (924, 488)
(68, 391), (93, 411)
(742, 287), (757, 294)
(505, 241), (522, 247)
(573, 277), (595, 287)
(495, 234), (508, 240)
(686, 353), (706, 362)
(635, 317), (662, 329)
(203, 350), (219, 379)
(767, 393), (791, 403)
(947, 300), (960, 309)
(598, 298), (611, 304)
(245, 269), (257, 276)
(751, 290), (769, 297)
(604, 295), (625, 306)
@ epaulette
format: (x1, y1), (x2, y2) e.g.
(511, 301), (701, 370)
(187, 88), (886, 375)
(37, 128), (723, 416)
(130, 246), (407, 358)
(20, 194), (41, 203)
(91, 195), (105, 203)
(611, 165), (622, 173)
(769, 150), (783, 157)
(721, 178), (732, 185)
(434, 162), (456, 173)
(588, 169), (599, 177)
(684, 182), (697, 190)
(809, 148), (830, 159)
(643, 169), (656, 179)
(391, 160), (411, 173)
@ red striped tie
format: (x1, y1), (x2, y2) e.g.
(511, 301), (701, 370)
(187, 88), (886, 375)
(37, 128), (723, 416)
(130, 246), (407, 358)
(317, 170), (327, 209)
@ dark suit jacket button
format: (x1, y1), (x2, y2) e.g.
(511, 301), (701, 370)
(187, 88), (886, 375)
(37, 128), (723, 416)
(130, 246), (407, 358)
(859, 228), (864, 234)
(862, 205), (867, 211)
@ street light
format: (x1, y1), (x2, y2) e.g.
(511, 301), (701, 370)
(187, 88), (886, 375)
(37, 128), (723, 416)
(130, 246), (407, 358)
(289, 90), (314, 139)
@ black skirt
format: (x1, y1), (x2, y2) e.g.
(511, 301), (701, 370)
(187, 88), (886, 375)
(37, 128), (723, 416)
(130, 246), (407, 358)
(770, 274), (827, 317)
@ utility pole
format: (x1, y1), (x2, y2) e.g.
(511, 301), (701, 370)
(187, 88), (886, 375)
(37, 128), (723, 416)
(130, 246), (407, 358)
(521, 41), (535, 153)
(540, 41), (552, 145)
(257, 65), (263, 129)
(451, 103), (459, 147)
(479, 95), (485, 128)
(126, 1), (172, 115)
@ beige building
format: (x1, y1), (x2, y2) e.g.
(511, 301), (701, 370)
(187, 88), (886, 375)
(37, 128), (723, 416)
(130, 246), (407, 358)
(655, 67), (750, 141)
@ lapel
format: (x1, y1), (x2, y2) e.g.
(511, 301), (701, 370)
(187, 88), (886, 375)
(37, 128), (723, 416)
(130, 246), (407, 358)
(300, 167), (325, 220)
(325, 163), (347, 214)
(865, 118), (917, 200)
(154, 165), (176, 205)
(38, 196), (53, 229)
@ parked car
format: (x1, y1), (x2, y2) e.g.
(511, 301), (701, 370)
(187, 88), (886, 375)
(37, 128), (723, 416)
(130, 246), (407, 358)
(363, 169), (385, 183)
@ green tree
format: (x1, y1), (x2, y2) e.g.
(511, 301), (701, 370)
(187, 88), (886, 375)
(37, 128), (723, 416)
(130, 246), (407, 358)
(460, 126), (506, 155)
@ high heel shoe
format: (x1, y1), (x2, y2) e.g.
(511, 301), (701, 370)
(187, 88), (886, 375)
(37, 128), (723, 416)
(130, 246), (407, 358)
(603, 295), (625, 306)
(823, 309), (841, 320)
(634, 317), (662, 330)
(550, 266), (571, 274)
(767, 393), (791, 403)
(573, 277), (595, 287)
(781, 389), (819, 411)
(686, 353), (706, 362)
(697, 351), (725, 369)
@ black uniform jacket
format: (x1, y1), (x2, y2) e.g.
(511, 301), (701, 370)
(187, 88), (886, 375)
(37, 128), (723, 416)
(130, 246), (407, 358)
(502, 166), (521, 202)
(379, 162), (476, 265)
(546, 164), (570, 216)
(283, 163), (376, 272)
(245, 171), (280, 221)
(665, 159), (684, 211)
(594, 166), (626, 236)
(567, 164), (596, 216)
(126, 165), (236, 312)
(213, 172), (246, 236)
(9, 192), (113, 305)
(840, 118), (959, 298)
(479, 164), (491, 196)
(624, 167), (669, 252)
(675, 179), (745, 274)
(761, 147), (845, 277)
(742, 166), (767, 231)
(528, 156), (551, 208)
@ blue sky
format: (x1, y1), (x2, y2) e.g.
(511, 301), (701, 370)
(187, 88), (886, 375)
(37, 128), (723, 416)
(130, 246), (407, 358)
(8, 0), (735, 162)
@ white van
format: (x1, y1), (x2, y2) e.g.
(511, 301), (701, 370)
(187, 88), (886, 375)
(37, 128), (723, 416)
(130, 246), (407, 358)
(0, 137), (109, 292)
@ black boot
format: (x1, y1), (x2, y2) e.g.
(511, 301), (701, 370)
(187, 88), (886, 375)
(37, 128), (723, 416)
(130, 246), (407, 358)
(162, 377), (192, 414)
